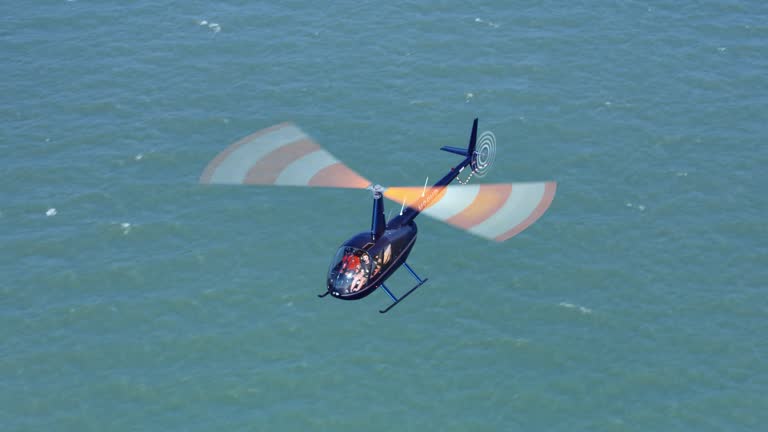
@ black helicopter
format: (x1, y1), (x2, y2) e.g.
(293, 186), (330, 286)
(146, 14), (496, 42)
(201, 119), (556, 313)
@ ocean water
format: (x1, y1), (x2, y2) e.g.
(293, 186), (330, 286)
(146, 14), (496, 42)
(2, 1), (767, 431)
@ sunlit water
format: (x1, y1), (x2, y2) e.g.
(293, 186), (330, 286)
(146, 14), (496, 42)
(2, 1), (766, 430)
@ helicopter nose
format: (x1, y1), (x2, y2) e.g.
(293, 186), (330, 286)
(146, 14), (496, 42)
(326, 280), (343, 297)
(328, 279), (358, 299)
(329, 283), (347, 297)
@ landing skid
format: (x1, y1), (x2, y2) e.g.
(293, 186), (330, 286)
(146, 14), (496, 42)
(379, 262), (428, 314)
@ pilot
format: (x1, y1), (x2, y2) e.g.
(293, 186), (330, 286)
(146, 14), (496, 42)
(346, 254), (360, 269)
(341, 252), (359, 274)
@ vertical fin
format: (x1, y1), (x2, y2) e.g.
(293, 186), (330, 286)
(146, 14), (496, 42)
(467, 117), (478, 156)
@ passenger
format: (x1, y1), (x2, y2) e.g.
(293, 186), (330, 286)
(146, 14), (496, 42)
(350, 268), (367, 292)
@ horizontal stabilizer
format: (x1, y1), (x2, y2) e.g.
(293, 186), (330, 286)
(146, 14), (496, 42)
(440, 146), (469, 156)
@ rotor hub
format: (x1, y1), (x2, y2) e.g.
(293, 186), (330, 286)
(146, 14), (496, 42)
(368, 184), (385, 199)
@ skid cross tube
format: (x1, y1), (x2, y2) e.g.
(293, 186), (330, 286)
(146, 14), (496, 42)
(379, 262), (429, 313)
(403, 262), (424, 283)
(380, 283), (398, 302)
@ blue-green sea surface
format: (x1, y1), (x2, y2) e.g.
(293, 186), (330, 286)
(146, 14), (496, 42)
(2, 1), (766, 431)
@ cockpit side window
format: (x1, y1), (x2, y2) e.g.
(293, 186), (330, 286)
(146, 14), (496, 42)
(371, 254), (382, 276)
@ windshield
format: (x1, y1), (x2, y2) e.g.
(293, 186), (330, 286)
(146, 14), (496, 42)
(327, 247), (373, 295)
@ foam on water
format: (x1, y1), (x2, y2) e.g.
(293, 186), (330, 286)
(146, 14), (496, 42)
(474, 17), (500, 29)
(558, 302), (593, 315)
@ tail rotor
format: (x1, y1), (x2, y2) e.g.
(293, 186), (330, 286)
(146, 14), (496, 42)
(471, 130), (496, 178)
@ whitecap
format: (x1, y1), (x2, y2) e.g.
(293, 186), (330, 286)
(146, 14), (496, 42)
(559, 302), (592, 314)
(46, 208), (57, 217)
(474, 17), (499, 28)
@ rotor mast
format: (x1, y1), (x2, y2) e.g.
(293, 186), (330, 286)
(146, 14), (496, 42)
(370, 184), (386, 240)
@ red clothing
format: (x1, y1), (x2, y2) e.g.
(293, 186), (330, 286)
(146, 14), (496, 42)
(341, 254), (360, 270)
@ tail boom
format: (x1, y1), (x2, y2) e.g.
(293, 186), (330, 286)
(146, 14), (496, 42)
(389, 118), (479, 227)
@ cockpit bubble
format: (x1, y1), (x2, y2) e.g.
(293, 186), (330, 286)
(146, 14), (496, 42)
(327, 246), (373, 295)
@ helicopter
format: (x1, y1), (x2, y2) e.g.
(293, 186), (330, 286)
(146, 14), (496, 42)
(200, 119), (556, 313)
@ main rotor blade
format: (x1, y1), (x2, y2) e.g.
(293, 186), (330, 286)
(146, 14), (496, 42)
(200, 123), (370, 189)
(384, 182), (556, 242)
